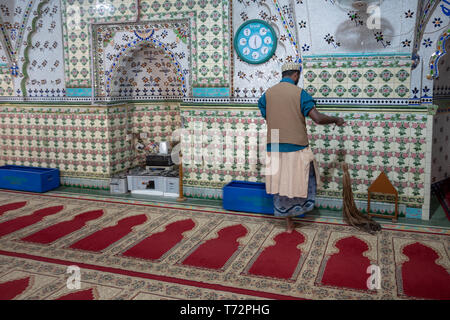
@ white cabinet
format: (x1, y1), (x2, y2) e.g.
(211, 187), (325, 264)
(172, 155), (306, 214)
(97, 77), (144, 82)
(126, 175), (179, 197)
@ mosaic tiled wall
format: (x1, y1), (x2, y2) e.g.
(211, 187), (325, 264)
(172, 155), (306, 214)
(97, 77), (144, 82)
(413, 0), (450, 100)
(0, 0), (65, 97)
(432, 32), (450, 98)
(25, 0), (65, 97)
(93, 21), (190, 97)
(0, 1), (445, 223)
(431, 106), (450, 183)
(0, 101), (434, 218)
(230, 0), (448, 102)
(232, 0), (299, 98)
(111, 46), (184, 97)
(131, 0), (230, 87)
(302, 54), (412, 99)
(180, 106), (431, 217)
(124, 102), (181, 170)
(0, 64), (13, 96)
(0, 104), (115, 179)
(61, 0), (230, 91)
(294, 0), (419, 55)
(231, 0), (421, 99)
(414, 0), (444, 52)
(428, 3), (450, 185)
(0, 102), (181, 181)
(61, 0), (137, 88)
(0, 0), (446, 99)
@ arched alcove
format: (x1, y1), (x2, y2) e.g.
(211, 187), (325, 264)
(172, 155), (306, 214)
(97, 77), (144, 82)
(108, 42), (185, 98)
(431, 35), (450, 184)
(433, 38), (450, 98)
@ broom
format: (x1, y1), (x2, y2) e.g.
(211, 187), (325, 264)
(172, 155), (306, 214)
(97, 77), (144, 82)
(342, 163), (381, 235)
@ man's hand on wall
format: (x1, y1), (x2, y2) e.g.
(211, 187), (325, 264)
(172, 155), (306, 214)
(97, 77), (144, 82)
(309, 108), (345, 127)
(335, 117), (345, 127)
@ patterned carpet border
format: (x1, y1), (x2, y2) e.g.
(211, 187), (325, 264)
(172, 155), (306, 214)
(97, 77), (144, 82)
(0, 250), (300, 300)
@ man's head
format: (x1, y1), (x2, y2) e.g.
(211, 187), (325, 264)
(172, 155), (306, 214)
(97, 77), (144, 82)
(281, 70), (300, 85)
(281, 62), (302, 85)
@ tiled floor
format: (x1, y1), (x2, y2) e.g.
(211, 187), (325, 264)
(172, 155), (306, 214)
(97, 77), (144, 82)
(53, 186), (450, 229)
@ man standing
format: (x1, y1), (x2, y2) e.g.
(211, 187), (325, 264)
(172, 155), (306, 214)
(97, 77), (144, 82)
(258, 62), (345, 232)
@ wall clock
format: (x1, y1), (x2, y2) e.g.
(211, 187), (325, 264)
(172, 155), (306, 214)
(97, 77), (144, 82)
(234, 19), (277, 64)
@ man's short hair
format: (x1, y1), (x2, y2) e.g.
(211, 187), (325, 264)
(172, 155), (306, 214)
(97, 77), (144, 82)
(282, 70), (300, 78)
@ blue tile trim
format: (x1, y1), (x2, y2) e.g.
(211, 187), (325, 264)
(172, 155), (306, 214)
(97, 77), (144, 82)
(406, 207), (422, 219)
(66, 88), (92, 97)
(192, 87), (230, 97)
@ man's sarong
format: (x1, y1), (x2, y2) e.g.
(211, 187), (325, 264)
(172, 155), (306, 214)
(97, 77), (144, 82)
(273, 164), (317, 217)
(265, 147), (320, 217)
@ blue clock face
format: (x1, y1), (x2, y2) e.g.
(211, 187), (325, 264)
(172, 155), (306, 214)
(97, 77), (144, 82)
(234, 19), (277, 65)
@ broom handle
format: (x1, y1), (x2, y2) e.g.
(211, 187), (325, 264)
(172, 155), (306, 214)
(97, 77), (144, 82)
(177, 151), (186, 202)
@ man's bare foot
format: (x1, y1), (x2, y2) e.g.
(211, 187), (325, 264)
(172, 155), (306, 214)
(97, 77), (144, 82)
(285, 217), (295, 233)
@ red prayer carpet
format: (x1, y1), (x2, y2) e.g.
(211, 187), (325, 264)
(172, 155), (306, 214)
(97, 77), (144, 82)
(0, 190), (449, 300)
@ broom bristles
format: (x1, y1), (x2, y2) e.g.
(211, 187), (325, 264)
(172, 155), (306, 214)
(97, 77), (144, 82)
(342, 163), (381, 234)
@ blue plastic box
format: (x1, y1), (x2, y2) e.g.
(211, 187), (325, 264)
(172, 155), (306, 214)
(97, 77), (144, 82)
(223, 180), (274, 214)
(0, 165), (60, 193)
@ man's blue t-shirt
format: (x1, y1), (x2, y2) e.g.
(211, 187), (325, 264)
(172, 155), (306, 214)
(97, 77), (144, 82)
(257, 77), (316, 152)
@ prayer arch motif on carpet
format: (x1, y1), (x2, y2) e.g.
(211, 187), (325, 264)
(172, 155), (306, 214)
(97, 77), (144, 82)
(114, 214), (211, 263)
(393, 238), (450, 300)
(242, 226), (317, 281)
(0, 274), (36, 300)
(68, 214), (149, 253)
(315, 233), (379, 293)
(20, 210), (105, 245)
(0, 201), (27, 217)
(0, 270), (59, 300)
(121, 218), (197, 262)
(0, 205), (65, 239)
(64, 209), (169, 254)
(8, 206), (113, 245)
(179, 222), (257, 271)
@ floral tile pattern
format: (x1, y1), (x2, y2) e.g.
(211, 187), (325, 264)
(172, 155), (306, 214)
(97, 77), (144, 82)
(0, 64), (14, 96)
(0, 104), (114, 178)
(61, 0), (137, 88)
(180, 107), (429, 215)
(61, 0), (230, 90)
(302, 54), (412, 99)
(0, 103), (180, 179)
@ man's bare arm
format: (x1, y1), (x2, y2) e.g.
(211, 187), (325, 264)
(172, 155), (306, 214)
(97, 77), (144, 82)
(309, 107), (345, 126)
